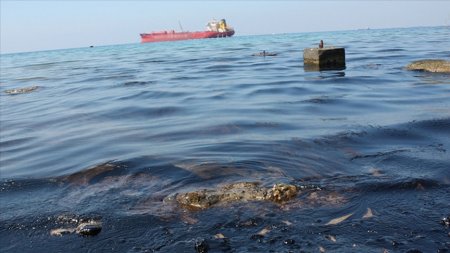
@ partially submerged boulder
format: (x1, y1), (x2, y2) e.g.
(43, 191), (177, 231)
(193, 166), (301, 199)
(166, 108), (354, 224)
(174, 182), (298, 210)
(406, 59), (450, 73)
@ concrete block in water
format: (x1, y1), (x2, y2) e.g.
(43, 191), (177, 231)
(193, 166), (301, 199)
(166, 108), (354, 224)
(303, 47), (346, 71)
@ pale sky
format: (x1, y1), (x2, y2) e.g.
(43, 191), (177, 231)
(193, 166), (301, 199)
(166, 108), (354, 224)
(1, 1), (449, 54)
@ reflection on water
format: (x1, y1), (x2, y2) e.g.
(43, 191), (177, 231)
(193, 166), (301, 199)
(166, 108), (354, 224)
(1, 26), (450, 252)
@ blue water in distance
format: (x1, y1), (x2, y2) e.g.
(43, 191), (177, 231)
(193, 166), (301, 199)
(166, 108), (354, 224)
(1, 26), (449, 252)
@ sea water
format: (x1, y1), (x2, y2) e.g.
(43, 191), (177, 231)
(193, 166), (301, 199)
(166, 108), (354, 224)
(1, 26), (449, 252)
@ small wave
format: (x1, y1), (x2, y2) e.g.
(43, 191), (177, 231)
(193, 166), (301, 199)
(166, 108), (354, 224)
(137, 59), (166, 64)
(99, 105), (182, 120)
(14, 76), (49, 82)
(75, 74), (136, 83)
(117, 90), (188, 101)
(354, 177), (444, 192)
(123, 80), (155, 86)
(204, 64), (236, 72)
(374, 48), (406, 53)
(350, 149), (410, 161)
(169, 75), (202, 81)
(319, 118), (450, 146)
(17, 60), (80, 70)
(301, 96), (339, 104)
(410, 118), (450, 135)
(246, 86), (307, 96)
(0, 136), (36, 149)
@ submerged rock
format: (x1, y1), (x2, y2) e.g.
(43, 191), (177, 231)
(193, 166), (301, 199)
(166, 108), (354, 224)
(76, 221), (102, 236)
(441, 215), (450, 227)
(50, 216), (102, 237)
(406, 60), (450, 73)
(194, 238), (209, 253)
(283, 238), (295, 245)
(62, 162), (121, 185)
(4, 85), (39, 95)
(174, 182), (297, 210)
(267, 183), (297, 202)
(50, 228), (76, 236)
(252, 51), (278, 56)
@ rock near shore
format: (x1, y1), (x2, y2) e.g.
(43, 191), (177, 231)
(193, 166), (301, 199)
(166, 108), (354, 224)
(174, 182), (298, 210)
(4, 86), (39, 95)
(406, 59), (450, 73)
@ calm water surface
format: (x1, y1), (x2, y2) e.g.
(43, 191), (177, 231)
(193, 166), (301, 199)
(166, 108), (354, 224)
(1, 26), (449, 252)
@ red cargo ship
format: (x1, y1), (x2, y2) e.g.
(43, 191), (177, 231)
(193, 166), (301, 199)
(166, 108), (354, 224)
(140, 19), (235, 43)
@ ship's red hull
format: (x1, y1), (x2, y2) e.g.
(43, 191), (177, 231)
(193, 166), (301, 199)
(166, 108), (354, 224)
(140, 30), (235, 43)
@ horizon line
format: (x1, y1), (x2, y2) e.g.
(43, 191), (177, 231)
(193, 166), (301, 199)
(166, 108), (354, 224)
(1, 25), (446, 55)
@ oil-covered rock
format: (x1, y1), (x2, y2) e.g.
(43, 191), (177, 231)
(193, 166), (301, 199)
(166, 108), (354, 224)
(406, 59), (450, 73)
(174, 182), (297, 210)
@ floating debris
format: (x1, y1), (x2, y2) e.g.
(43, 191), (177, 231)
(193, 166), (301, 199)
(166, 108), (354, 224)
(369, 168), (384, 177)
(214, 233), (226, 239)
(363, 208), (374, 219)
(250, 227), (271, 242)
(319, 245), (326, 253)
(256, 227), (271, 236)
(325, 212), (353, 225)
(281, 220), (293, 226)
(325, 234), (337, 242)
(4, 86), (39, 95)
